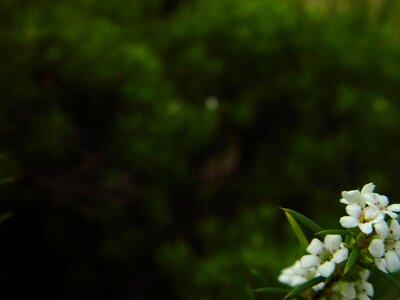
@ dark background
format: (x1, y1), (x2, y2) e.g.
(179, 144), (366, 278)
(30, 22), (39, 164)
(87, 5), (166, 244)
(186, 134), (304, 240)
(1, 0), (400, 298)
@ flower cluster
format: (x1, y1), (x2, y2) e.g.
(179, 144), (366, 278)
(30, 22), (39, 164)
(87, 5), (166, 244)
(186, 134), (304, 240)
(272, 183), (400, 300)
(339, 183), (400, 273)
(368, 219), (400, 273)
(300, 235), (348, 278)
(278, 260), (318, 288)
(339, 183), (400, 235)
(331, 268), (374, 300)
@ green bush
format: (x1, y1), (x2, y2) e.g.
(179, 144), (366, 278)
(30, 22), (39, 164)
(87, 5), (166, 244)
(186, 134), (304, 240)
(1, 0), (400, 299)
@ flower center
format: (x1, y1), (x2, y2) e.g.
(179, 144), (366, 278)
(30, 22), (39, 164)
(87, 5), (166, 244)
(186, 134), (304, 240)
(359, 213), (368, 224)
(318, 248), (333, 262)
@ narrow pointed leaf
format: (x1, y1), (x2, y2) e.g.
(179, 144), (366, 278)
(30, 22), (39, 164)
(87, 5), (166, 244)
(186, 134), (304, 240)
(281, 208), (323, 233)
(344, 247), (360, 274)
(373, 268), (400, 289)
(316, 229), (349, 236)
(345, 231), (353, 247)
(245, 285), (255, 300)
(284, 210), (308, 249)
(249, 268), (270, 285)
(254, 287), (289, 294)
(283, 276), (325, 299)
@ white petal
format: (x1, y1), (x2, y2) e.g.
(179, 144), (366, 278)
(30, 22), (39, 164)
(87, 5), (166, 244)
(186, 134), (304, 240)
(300, 255), (320, 268)
(361, 281), (374, 297)
(340, 216), (359, 228)
(318, 261), (335, 278)
(359, 222), (373, 234)
(385, 251), (400, 273)
(342, 190), (361, 204)
(384, 211), (398, 219)
(371, 212), (384, 224)
(375, 194), (389, 207)
(290, 275), (307, 287)
(374, 258), (387, 273)
(292, 261), (304, 273)
(340, 198), (350, 205)
(368, 239), (385, 258)
(345, 204), (362, 218)
(387, 204), (400, 212)
(332, 247), (348, 264)
(358, 268), (370, 281)
(374, 221), (389, 239)
(394, 241), (400, 257)
(363, 194), (375, 206)
(358, 295), (371, 300)
(341, 282), (356, 299)
(306, 238), (324, 255)
(390, 220), (400, 238)
(280, 266), (292, 275)
(361, 183), (375, 194)
(324, 235), (342, 253)
(278, 273), (291, 285)
(364, 206), (380, 220)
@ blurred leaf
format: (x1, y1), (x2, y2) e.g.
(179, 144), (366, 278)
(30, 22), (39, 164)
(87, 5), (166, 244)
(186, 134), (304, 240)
(254, 287), (289, 294)
(249, 268), (270, 285)
(245, 285), (255, 300)
(373, 268), (400, 289)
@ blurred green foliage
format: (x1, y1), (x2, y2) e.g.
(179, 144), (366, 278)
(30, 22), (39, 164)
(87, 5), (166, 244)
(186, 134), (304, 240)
(1, 0), (400, 299)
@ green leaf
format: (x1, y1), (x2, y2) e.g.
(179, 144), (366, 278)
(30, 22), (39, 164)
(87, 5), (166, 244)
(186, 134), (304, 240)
(316, 229), (349, 236)
(281, 208), (323, 233)
(283, 276), (325, 299)
(344, 246), (360, 274)
(345, 232), (352, 246)
(373, 268), (400, 289)
(283, 209), (308, 249)
(253, 287), (289, 294)
(245, 285), (255, 300)
(249, 268), (270, 285)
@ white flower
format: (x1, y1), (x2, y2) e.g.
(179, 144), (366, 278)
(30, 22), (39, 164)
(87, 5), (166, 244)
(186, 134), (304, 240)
(300, 235), (348, 278)
(278, 260), (325, 291)
(355, 269), (374, 300)
(368, 220), (400, 273)
(374, 219), (400, 243)
(278, 260), (318, 287)
(340, 203), (383, 234)
(332, 281), (356, 299)
(332, 269), (374, 300)
(341, 182), (400, 220)
(366, 193), (400, 219)
(340, 183), (375, 208)
(373, 257), (388, 273)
